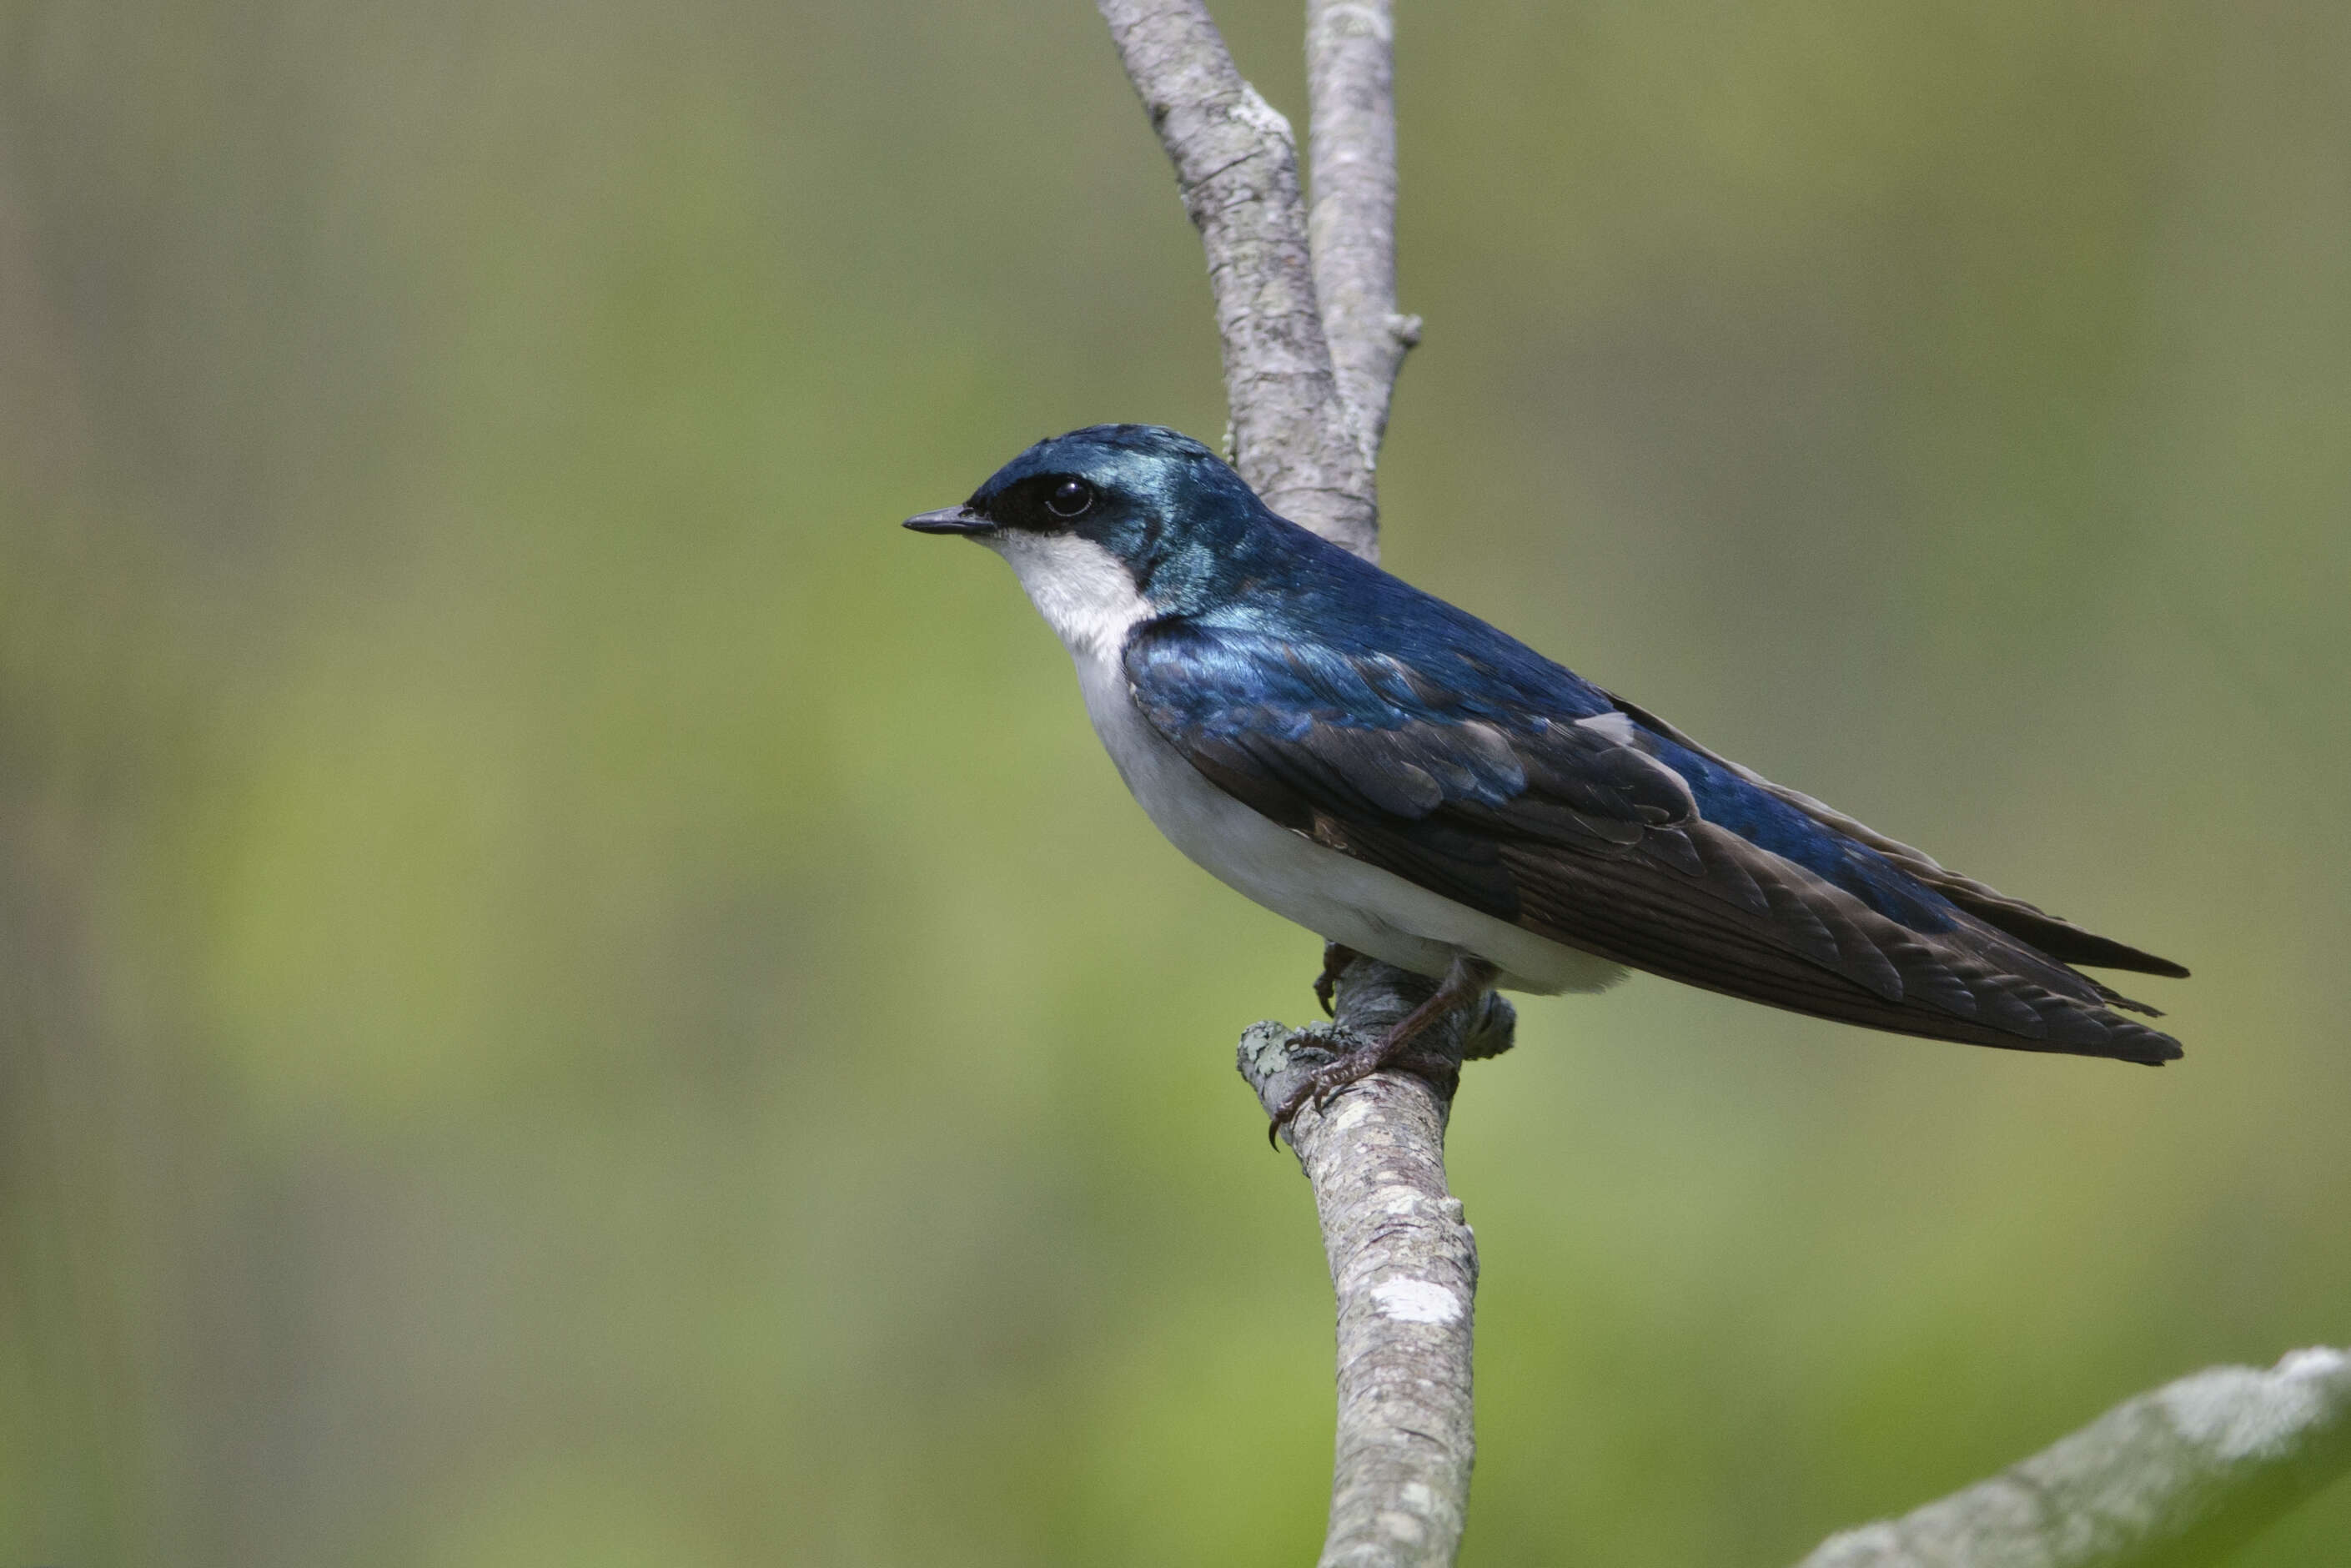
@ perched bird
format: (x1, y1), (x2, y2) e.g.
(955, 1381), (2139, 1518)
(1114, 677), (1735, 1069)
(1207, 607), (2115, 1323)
(907, 425), (2186, 1124)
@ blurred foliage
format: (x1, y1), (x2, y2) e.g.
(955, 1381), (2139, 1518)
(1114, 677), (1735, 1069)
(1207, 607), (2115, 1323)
(2, 1), (2348, 1563)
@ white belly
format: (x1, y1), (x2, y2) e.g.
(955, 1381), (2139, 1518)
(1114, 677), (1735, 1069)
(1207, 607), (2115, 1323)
(1073, 652), (1626, 997)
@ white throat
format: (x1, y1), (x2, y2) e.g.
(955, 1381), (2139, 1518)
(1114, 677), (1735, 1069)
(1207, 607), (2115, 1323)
(984, 530), (1154, 661)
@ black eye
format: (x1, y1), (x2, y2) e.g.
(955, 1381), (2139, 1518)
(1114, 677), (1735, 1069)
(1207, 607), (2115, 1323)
(1046, 480), (1094, 519)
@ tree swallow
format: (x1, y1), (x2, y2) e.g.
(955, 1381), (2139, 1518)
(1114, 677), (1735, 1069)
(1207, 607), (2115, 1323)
(907, 425), (2186, 1123)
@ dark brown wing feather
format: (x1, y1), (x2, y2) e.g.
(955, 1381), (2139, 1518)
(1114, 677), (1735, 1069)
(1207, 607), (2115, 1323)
(1602, 692), (2191, 979)
(1496, 825), (2181, 1061)
(1125, 622), (2185, 1064)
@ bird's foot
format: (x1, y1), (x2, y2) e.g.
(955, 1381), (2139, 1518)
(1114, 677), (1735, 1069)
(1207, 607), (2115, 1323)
(1268, 954), (1498, 1144)
(1265, 1042), (1461, 1145)
(1313, 942), (1363, 1018)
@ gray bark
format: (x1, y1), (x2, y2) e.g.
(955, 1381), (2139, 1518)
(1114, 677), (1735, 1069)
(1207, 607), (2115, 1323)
(1305, 0), (1419, 465)
(1096, 0), (1381, 560)
(1097, 4), (1468, 1560)
(1239, 959), (1515, 1568)
(1797, 1346), (2351, 1568)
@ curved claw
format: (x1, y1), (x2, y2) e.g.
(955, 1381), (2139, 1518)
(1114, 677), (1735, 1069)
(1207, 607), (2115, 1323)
(1265, 1048), (1464, 1144)
(1313, 942), (1360, 1018)
(1266, 1069), (1329, 1145)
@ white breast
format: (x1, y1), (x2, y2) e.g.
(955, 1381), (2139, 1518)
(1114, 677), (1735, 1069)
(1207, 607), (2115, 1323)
(986, 531), (1626, 996)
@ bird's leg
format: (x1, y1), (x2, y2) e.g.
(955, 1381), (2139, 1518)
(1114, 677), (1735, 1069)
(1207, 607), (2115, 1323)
(1271, 954), (1501, 1138)
(1313, 941), (1363, 1018)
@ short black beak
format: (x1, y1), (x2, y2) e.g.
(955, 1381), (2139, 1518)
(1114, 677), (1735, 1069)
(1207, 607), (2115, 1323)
(902, 506), (996, 536)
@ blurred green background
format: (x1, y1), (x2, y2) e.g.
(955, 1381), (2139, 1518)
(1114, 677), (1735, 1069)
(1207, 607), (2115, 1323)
(3, 1), (2348, 1563)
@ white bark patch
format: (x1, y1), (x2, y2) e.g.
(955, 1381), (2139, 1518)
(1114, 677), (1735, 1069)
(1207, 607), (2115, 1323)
(1369, 1278), (1463, 1324)
(2280, 1346), (2349, 1380)
(2161, 1358), (2346, 1463)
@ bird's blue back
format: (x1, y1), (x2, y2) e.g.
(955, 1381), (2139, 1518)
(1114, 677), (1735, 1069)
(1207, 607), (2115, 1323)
(1060, 433), (1964, 938)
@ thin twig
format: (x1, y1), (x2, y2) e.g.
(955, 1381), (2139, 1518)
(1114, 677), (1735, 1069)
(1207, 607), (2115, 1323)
(1306, 0), (1419, 465)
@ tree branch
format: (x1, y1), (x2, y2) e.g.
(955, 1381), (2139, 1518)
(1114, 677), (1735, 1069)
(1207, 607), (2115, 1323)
(1098, 4), (1465, 1560)
(1095, 0), (1380, 559)
(1306, 0), (1419, 465)
(1796, 1346), (2351, 1568)
(1093, 6), (2351, 1565)
(1239, 957), (1515, 1568)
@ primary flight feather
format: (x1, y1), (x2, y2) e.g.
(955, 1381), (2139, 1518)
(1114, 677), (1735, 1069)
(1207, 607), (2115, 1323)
(907, 425), (2185, 1099)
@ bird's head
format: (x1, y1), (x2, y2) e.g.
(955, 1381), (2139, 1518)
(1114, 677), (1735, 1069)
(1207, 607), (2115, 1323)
(904, 425), (1278, 654)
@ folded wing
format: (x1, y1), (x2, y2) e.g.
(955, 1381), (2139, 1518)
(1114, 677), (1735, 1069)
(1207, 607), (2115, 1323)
(1124, 617), (2183, 1064)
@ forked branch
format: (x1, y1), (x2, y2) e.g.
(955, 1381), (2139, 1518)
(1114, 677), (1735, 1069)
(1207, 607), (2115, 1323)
(1095, 0), (1384, 559)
